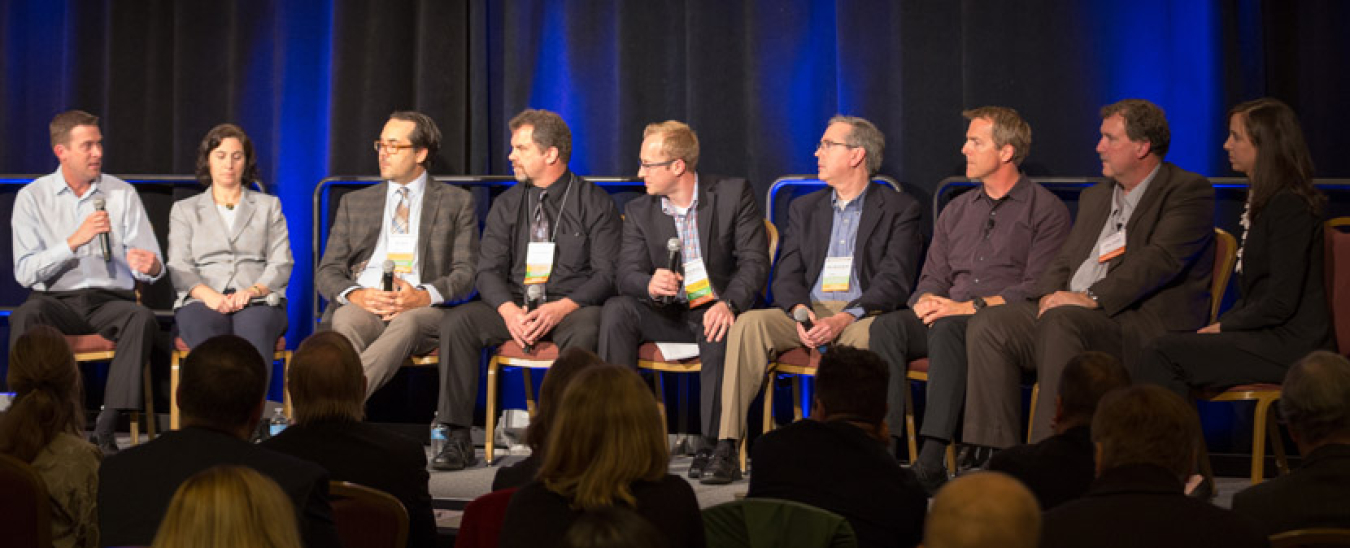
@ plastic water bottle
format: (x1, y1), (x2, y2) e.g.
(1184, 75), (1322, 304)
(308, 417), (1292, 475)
(268, 408), (290, 437)
(430, 414), (449, 455)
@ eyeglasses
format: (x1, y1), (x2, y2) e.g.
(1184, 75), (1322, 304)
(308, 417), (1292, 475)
(638, 159), (677, 170)
(817, 139), (860, 151)
(373, 141), (416, 154)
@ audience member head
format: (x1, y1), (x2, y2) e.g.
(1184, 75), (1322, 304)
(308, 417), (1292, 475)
(811, 345), (889, 442)
(1053, 351), (1130, 432)
(1280, 351), (1350, 452)
(1227, 97), (1324, 220)
(388, 110), (442, 169)
(508, 109), (572, 185)
(1091, 385), (1201, 481)
(195, 123), (258, 187)
(49, 109), (103, 184)
(962, 106), (1032, 166)
(288, 332), (365, 425)
(150, 465), (302, 548)
(0, 326), (83, 463)
(178, 335), (267, 438)
(526, 347), (606, 454)
(823, 115), (885, 177)
(560, 506), (670, 548)
(924, 471), (1041, 548)
(539, 365), (668, 510)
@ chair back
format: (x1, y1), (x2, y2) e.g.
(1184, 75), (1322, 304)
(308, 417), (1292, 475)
(1325, 218), (1350, 354)
(703, 498), (857, 548)
(0, 452), (53, 548)
(454, 487), (518, 548)
(1211, 227), (1238, 323)
(329, 481), (410, 548)
(765, 219), (780, 263)
(1271, 527), (1350, 548)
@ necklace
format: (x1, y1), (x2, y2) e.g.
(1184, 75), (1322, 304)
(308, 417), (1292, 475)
(214, 189), (241, 210)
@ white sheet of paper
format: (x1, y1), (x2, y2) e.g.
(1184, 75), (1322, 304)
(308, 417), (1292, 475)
(654, 342), (701, 360)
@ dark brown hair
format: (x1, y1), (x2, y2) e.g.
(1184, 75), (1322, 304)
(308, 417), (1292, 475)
(388, 111), (442, 169)
(49, 110), (99, 148)
(1057, 351), (1130, 424)
(1092, 385), (1201, 479)
(509, 109), (573, 163)
(0, 326), (84, 463)
(1230, 98), (1325, 221)
(526, 347), (605, 454)
(288, 332), (365, 424)
(178, 335), (267, 432)
(1101, 99), (1171, 158)
(195, 123), (259, 187)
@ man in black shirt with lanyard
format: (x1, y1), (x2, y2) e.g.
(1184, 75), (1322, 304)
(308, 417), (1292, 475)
(433, 109), (622, 470)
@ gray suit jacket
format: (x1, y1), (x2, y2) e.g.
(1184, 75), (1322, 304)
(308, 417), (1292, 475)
(315, 180), (478, 321)
(168, 188), (294, 308)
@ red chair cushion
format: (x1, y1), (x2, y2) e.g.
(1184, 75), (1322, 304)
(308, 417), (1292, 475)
(775, 347), (822, 369)
(907, 358), (930, 374)
(64, 334), (116, 353)
(636, 342), (702, 364)
(174, 337), (287, 353)
(496, 341), (559, 360)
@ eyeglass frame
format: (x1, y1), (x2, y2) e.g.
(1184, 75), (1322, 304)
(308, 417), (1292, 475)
(373, 140), (418, 154)
(817, 139), (860, 151)
(638, 158), (679, 171)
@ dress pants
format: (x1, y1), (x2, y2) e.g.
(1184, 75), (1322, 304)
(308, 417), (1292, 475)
(718, 301), (873, 440)
(597, 295), (726, 438)
(1136, 332), (1290, 399)
(870, 311), (971, 442)
(965, 302), (1122, 447)
(437, 300), (602, 428)
(332, 304), (445, 398)
(9, 289), (157, 410)
(176, 301), (288, 393)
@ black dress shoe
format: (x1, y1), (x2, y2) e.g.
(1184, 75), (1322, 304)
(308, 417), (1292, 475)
(90, 434), (119, 456)
(431, 435), (477, 471)
(911, 463), (948, 497)
(699, 447), (742, 485)
(688, 448), (714, 479)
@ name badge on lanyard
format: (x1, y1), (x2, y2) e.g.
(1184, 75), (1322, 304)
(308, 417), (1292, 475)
(683, 258), (715, 308)
(822, 256), (853, 292)
(525, 242), (556, 285)
(387, 234), (417, 275)
(1097, 230), (1126, 263)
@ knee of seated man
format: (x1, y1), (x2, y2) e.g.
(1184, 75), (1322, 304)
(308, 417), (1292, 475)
(1036, 305), (1098, 335)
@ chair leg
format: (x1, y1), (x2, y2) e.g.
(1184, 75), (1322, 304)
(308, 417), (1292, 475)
(486, 357), (499, 466)
(904, 384), (919, 464)
(1027, 383), (1039, 444)
(1252, 397), (1271, 484)
(130, 411), (140, 445)
(791, 376), (803, 422)
(522, 368), (537, 417)
(653, 370), (669, 440)
(762, 373), (776, 434)
(946, 444), (957, 476)
(171, 351), (183, 430)
(143, 359), (156, 440)
(280, 351), (293, 420)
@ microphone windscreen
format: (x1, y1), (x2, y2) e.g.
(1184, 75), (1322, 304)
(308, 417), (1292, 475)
(382, 260), (395, 273)
(666, 238), (680, 253)
(793, 307), (811, 323)
(93, 197), (107, 210)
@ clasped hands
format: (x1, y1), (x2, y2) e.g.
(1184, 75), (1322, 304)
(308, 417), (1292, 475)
(498, 297), (580, 348)
(350, 277), (432, 320)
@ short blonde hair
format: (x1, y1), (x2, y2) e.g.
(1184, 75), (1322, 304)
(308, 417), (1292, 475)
(643, 120), (700, 171)
(288, 332), (365, 424)
(539, 365), (669, 510)
(926, 472), (1041, 548)
(151, 465), (302, 548)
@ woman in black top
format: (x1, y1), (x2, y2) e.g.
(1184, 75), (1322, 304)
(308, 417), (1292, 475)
(1138, 98), (1332, 395)
(500, 365), (704, 548)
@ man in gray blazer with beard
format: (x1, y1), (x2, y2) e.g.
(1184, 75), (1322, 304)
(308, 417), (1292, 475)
(316, 111), (478, 396)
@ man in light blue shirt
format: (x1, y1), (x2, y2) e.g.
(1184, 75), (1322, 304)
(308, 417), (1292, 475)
(10, 110), (166, 453)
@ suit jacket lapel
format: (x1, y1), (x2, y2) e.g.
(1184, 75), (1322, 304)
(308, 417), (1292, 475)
(650, 198), (679, 268)
(695, 180), (715, 261)
(196, 193), (231, 247)
(356, 186), (387, 263)
(228, 190), (257, 243)
(418, 183), (441, 277)
(805, 190), (834, 284)
(856, 184), (882, 268)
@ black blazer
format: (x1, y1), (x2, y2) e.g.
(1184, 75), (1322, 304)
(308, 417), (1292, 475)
(499, 475), (705, 548)
(98, 427), (340, 548)
(986, 425), (1095, 511)
(1232, 444), (1350, 536)
(616, 175), (769, 314)
(771, 183), (923, 315)
(1041, 464), (1268, 548)
(748, 419), (927, 548)
(262, 419), (438, 548)
(1218, 190), (1333, 363)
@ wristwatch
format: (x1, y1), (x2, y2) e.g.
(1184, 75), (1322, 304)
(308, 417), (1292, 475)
(972, 296), (987, 311)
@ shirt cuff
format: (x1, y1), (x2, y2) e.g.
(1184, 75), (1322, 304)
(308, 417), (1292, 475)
(337, 286), (358, 305)
(843, 306), (865, 319)
(423, 285), (444, 305)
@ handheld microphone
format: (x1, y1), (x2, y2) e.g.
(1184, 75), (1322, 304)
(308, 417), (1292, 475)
(663, 237), (680, 305)
(381, 260), (395, 291)
(264, 292), (282, 307)
(92, 198), (111, 262)
(793, 307), (828, 353)
(523, 285), (544, 353)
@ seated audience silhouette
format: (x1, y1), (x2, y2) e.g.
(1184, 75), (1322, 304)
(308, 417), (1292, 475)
(493, 347), (607, 491)
(150, 465), (302, 548)
(0, 326), (101, 548)
(499, 365), (704, 548)
(987, 351), (1130, 510)
(561, 506), (670, 548)
(1232, 351), (1350, 534)
(1040, 385), (1266, 548)
(98, 335), (340, 548)
(923, 471), (1040, 548)
(747, 345), (927, 547)
(262, 331), (437, 547)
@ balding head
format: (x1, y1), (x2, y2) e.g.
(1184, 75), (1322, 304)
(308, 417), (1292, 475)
(1281, 351), (1350, 450)
(924, 472), (1041, 548)
(288, 332), (366, 424)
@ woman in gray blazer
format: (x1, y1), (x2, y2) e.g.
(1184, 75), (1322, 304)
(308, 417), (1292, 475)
(169, 124), (293, 384)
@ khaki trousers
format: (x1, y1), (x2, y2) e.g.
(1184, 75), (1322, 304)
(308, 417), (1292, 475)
(718, 301), (874, 439)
